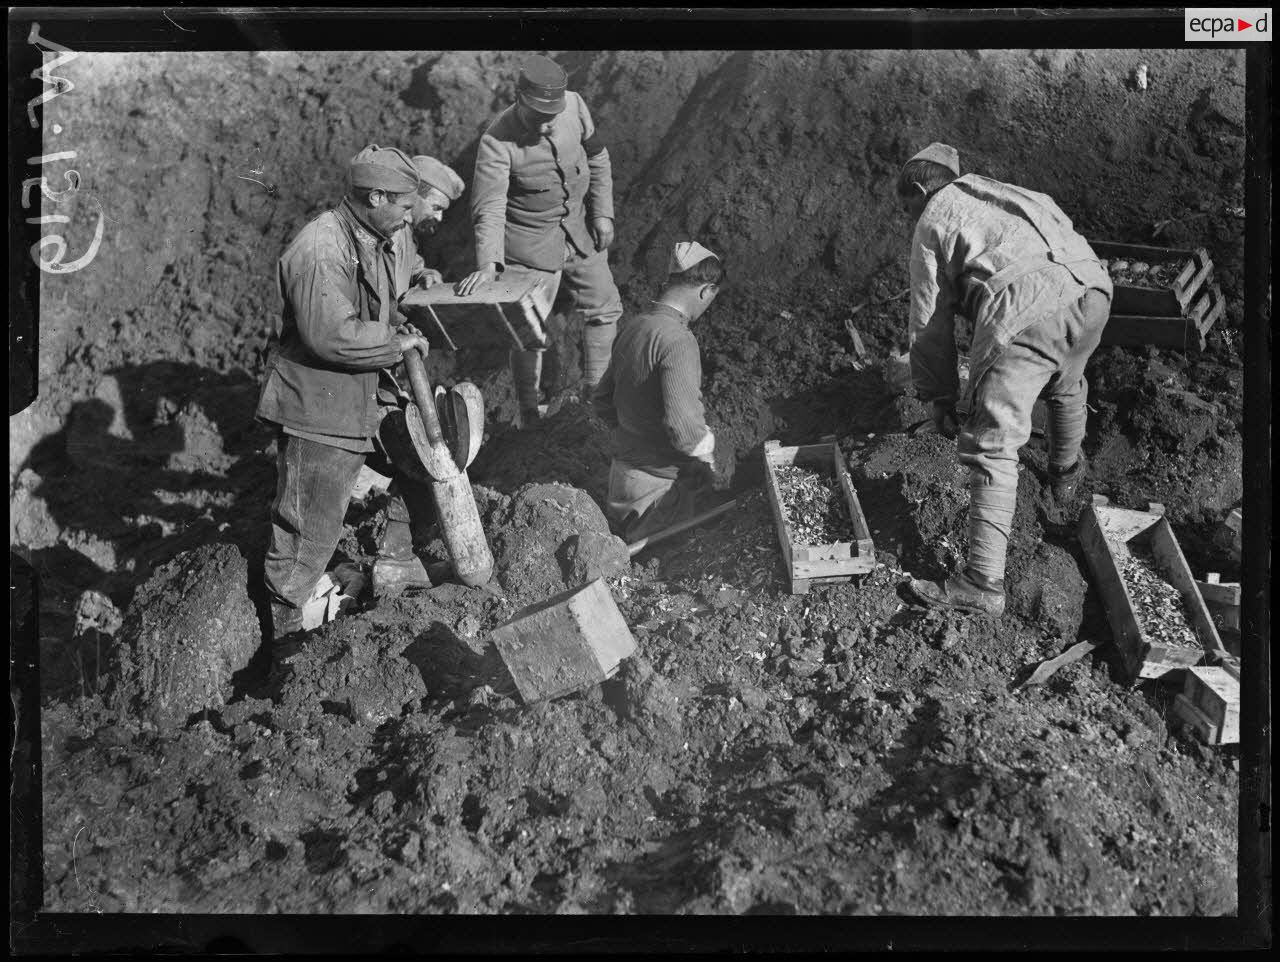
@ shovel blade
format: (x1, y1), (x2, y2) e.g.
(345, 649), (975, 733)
(405, 402), (461, 481)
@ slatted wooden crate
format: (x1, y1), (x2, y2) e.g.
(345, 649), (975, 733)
(402, 269), (552, 352)
(1090, 240), (1213, 317)
(1079, 497), (1227, 684)
(1090, 240), (1225, 351)
(762, 438), (876, 595)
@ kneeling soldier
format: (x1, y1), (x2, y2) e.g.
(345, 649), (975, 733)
(593, 242), (723, 542)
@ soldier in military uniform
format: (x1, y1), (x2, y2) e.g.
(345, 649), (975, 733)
(457, 55), (623, 426)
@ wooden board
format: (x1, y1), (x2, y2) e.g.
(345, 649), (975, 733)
(763, 438), (876, 595)
(401, 270), (552, 352)
(1100, 313), (1206, 352)
(1174, 664), (1240, 745)
(1079, 503), (1223, 684)
(1189, 283), (1226, 337)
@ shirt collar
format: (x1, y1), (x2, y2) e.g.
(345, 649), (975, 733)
(338, 198), (396, 251)
(649, 300), (691, 324)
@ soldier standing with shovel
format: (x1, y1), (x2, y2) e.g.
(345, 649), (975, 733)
(256, 145), (461, 641)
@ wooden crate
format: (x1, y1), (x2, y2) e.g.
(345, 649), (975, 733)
(762, 438), (876, 595)
(1079, 499), (1227, 684)
(402, 268), (552, 352)
(1173, 665), (1240, 745)
(1090, 240), (1213, 317)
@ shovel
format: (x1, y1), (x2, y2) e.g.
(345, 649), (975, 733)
(402, 347), (494, 587)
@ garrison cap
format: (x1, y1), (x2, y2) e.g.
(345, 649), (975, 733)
(349, 144), (420, 193)
(669, 240), (720, 275)
(517, 55), (568, 114)
(905, 142), (960, 176)
(411, 155), (465, 202)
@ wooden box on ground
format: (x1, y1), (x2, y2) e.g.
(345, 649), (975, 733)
(402, 269), (552, 352)
(490, 578), (637, 704)
(1089, 240), (1225, 351)
(1174, 664), (1240, 745)
(1195, 573), (1241, 654)
(762, 438), (876, 595)
(1089, 240), (1213, 317)
(1078, 498), (1227, 684)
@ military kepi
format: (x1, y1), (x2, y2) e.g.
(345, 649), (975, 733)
(349, 144), (420, 193)
(518, 55), (568, 114)
(669, 240), (719, 274)
(905, 142), (960, 176)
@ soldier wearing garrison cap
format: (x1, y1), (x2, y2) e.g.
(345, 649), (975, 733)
(255, 143), (455, 643)
(593, 241), (725, 541)
(458, 54), (624, 426)
(409, 154), (466, 287)
(894, 142), (1113, 617)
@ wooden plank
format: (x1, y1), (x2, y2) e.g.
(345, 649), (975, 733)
(1090, 239), (1198, 263)
(834, 444), (875, 555)
(1094, 503), (1162, 545)
(1196, 578), (1242, 608)
(1079, 505), (1151, 684)
(1148, 518), (1228, 661)
(793, 557), (877, 578)
(1100, 314), (1206, 352)
(1175, 249), (1215, 312)
(1173, 694), (1224, 745)
(761, 442), (797, 576)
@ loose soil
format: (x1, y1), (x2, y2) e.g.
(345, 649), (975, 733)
(16, 49), (1247, 916)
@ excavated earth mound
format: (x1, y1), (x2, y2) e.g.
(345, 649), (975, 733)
(21, 48), (1249, 917)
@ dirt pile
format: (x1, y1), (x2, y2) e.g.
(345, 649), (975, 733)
(483, 482), (630, 606)
(111, 543), (261, 726)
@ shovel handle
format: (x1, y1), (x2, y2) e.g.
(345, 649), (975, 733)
(626, 498), (739, 557)
(403, 347), (446, 448)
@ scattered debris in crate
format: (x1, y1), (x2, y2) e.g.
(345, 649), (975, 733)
(1117, 547), (1201, 650)
(1103, 258), (1187, 290)
(1091, 240), (1225, 351)
(774, 464), (856, 546)
(762, 439), (876, 595)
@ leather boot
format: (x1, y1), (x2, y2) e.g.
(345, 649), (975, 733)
(372, 490), (445, 594)
(511, 349), (544, 428)
(907, 569), (1006, 617)
(270, 601), (305, 642)
(1049, 456), (1088, 507)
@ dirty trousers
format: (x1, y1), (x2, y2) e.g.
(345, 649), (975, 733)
(606, 459), (708, 543)
(264, 409), (435, 611)
(510, 242), (623, 412)
(958, 288), (1110, 581)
